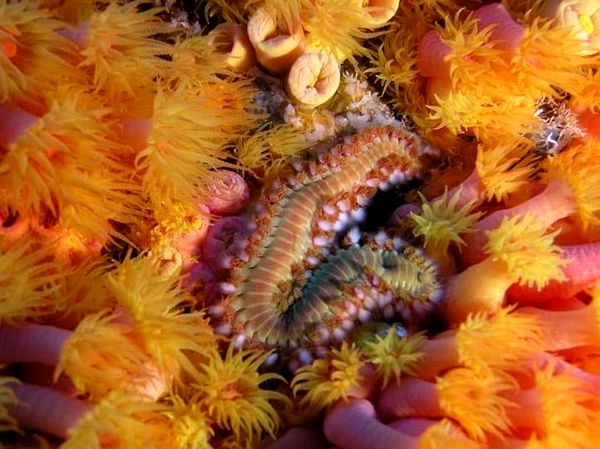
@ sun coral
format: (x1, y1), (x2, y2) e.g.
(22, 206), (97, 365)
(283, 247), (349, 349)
(285, 51), (341, 107)
(187, 344), (289, 442)
(542, 138), (600, 232)
(106, 254), (217, 382)
(292, 343), (369, 412)
(0, 0), (79, 105)
(443, 214), (567, 323)
(235, 123), (311, 180)
(75, 0), (175, 99)
(131, 82), (257, 212)
(0, 91), (141, 244)
(379, 368), (515, 441)
(362, 329), (425, 387)
(247, 4), (306, 74)
(57, 312), (169, 400)
(299, 0), (379, 65)
(0, 238), (63, 325)
(410, 190), (482, 272)
(511, 17), (590, 98)
(62, 390), (171, 449)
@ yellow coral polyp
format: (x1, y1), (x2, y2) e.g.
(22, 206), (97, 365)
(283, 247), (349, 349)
(362, 330), (425, 387)
(188, 345), (289, 442)
(485, 214), (567, 289)
(236, 123), (311, 180)
(0, 238), (63, 325)
(77, 0), (174, 98)
(62, 391), (172, 449)
(134, 80), (259, 211)
(57, 311), (165, 400)
(437, 368), (515, 441)
(292, 342), (365, 412)
(0, 0), (79, 104)
(457, 306), (543, 375)
(411, 190), (483, 256)
(475, 139), (536, 202)
(300, 0), (379, 65)
(106, 255), (217, 382)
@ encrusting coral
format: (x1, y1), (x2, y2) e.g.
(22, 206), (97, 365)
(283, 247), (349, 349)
(2, 0), (600, 448)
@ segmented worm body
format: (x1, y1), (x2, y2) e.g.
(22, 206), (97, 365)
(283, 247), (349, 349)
(209, 126), (442, 358)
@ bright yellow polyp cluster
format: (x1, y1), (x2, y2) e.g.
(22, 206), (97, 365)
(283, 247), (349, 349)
(457, 307), (543, 375)
(187, 345), (289, 442)
(411, 190), (483, 255)
(300, 0), (379, 64)
(484, 214), (567, 288)
(530, 363), (600, 445)
(57, 312), (157, 399)
(236, 123), (311, 180)
(63, 391), (172, 449)
(0, 240), (63, 326)
(362, 330), (425, 387)
(165, 397), (214, 449)
(0, 1), (80, 103)
(438, 13), (503, 87)
(476, 140), (536, 202)
(292, 343), (365, 412)
(4, 0), (600, 447)
(436, 368), (515, 441)
(106, 255), (216, 382)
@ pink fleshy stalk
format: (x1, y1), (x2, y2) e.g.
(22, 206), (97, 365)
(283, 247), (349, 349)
(507, 242), (600, 304)
(377, 377), (444, 422)
(461, 178), (577, 265)
(410, 336), (460, 381)
(0, 103), (38, 148)
(7, 382), (91, 438)
(515, 303), (600, 351)
(350, 363), (378, 400)
(472, 3), (524, 55)
(324, 399), (420, 449)
(204, 169), (250, 216)
(201, 215), (248, 274)
(416, 30), (452, 79)
(444, 169), (488, 210)
(387, 418), (439, 435)
(0, 325), (70, 366)
(530, 352), (600, 396)
(265, 426), (329, 449)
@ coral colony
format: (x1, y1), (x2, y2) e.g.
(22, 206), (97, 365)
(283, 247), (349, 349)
(3, 0), (600, 447)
